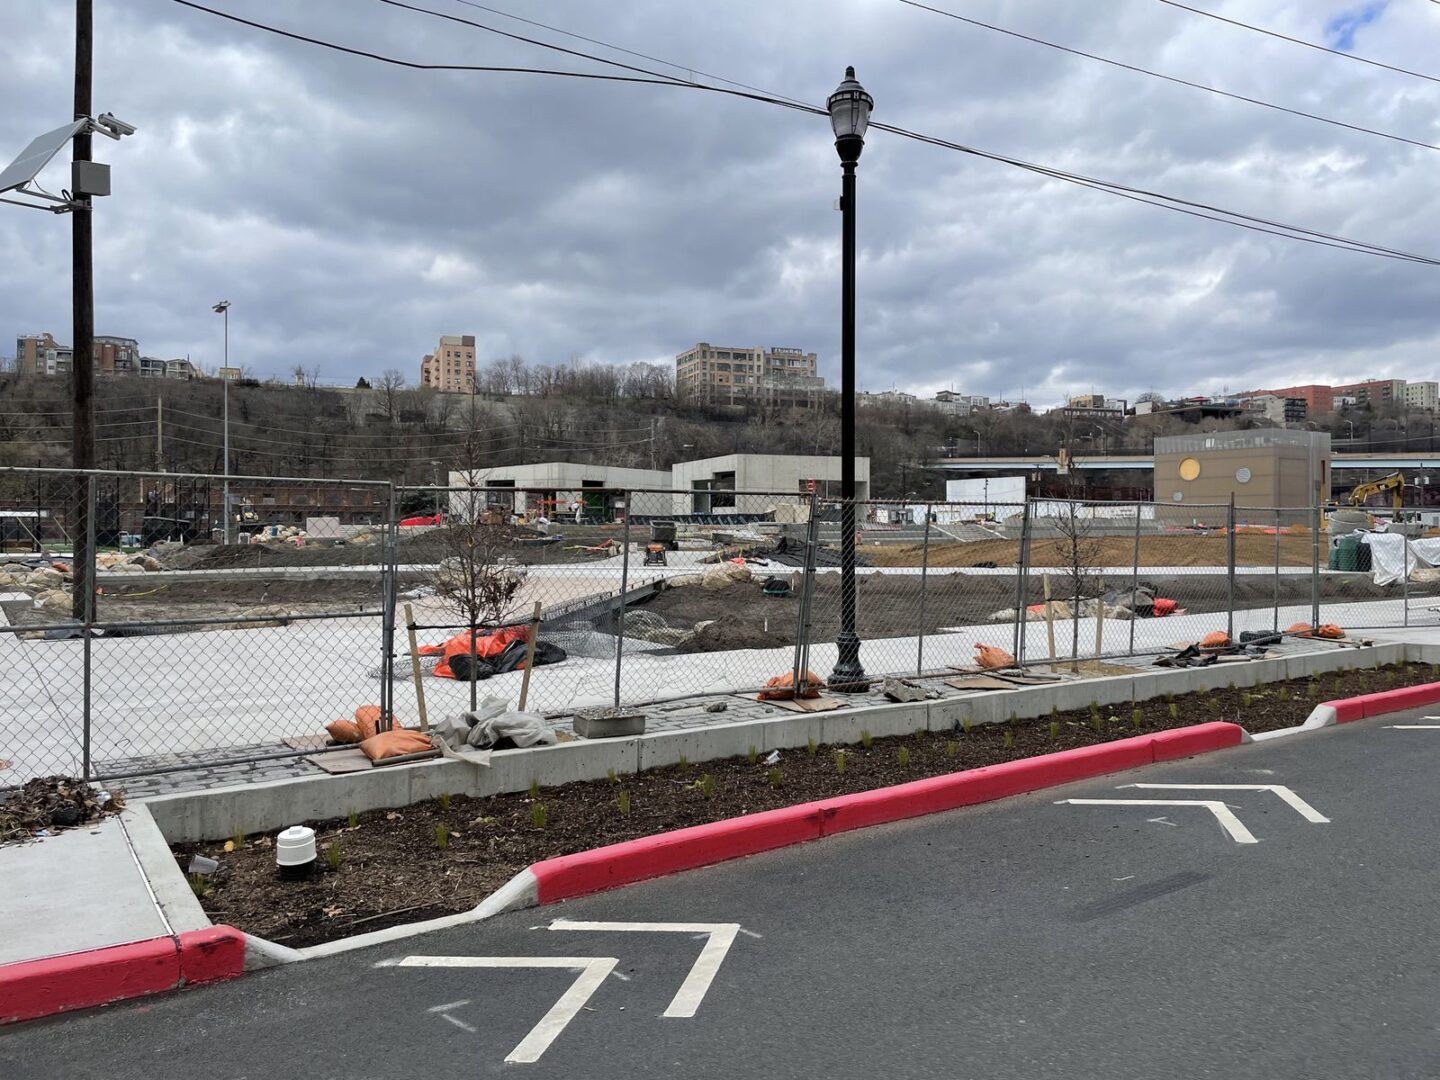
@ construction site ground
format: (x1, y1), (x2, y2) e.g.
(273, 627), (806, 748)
(863, 532), (1328, 568)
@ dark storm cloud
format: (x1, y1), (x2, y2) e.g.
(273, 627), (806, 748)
(2, 0), (1438, 404)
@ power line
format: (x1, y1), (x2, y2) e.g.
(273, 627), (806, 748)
(899, 0), (1440, 154)
(1153, 0), (1440, 85)
(167, 0), (1440, 265)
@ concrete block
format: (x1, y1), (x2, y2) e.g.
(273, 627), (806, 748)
(637, 721), (771, 772)
(929, 692), (1015, 731)
(403, 758), (491, 802)
(572, 713), (646, 738)
(819, 702), (928, 746)
(1129, 669), (1197, 701)
(1405, 642), (1440, 665)
(482, 737), (641, 795)
(145, 767), (413, 843)
(759, 712), (828, 752)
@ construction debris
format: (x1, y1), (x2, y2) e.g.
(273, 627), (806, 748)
(0, 776), (123, 843)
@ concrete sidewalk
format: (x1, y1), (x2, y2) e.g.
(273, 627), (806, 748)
(0, 810), (200, 967)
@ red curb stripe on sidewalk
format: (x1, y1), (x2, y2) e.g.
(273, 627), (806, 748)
(1324, 681), (1440, 724)
(530, 722), (1245, 905)
(0, 926), (246, 1025)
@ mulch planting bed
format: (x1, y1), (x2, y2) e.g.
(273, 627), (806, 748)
(182, 661), (1436, 947)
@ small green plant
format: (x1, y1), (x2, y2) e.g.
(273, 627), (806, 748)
(1002, 730), (1015, 749)
(897, 745), (910, 767)
(961, 717), (972, 735)
(1131, 708), (1143, 729)
(1088, 702), (1101, 723)
(231, 829), (245, 851)
(616, 789), (631, 816)
(1090, 714), (1104, 734)
(747, 745), (759, 764)
(606, 767), (618, 785)
(945, 740), (958, 758)
(1050, 705), (1059, 718)
(699, 773), (715, 798)
(1167, 702), (1179, 721)
(1165, 693), (1175, 705)
(188, 873), (209, 899)
(434, 823), (449, 850)
(1206, 697), (1220, 713)
(1241, 693), (1253, 707)
(677, 754), (691, 773)
(531, 802), (548, 829)
(326, 841), (343, 870)
(437, 792), (451, 811)
(1008, 712), (1018, 726)
(767, 768), (783, 787)
(807, 737), (818, 755)
(528, 778), (540, 799)
(346, 809), (358, 829)
(1049, 720), (1060, 741)
(835, 750), (847, 776)
(860, 729), (873, 749)
(1227, 681), (1236, 692)
(913, 726), (926, 739)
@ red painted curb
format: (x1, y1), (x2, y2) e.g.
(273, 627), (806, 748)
(1323, 681), (1440, 724)
(0, 926), (246, 1026)
(530, 722), (1245, 904)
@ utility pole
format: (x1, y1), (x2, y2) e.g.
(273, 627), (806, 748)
(154, 395), (163, 471)
(70, 0), (94, 620)
(649, 417), (658, 471)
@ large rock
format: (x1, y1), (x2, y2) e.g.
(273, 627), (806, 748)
(700, 562), (752, 591)
(36, 589), (71, 611)
(25, 568), (63, 588)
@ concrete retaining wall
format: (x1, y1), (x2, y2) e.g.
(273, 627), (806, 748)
(144, 642), (1412, 842)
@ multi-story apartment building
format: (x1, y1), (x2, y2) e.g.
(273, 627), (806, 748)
(1241, 394), (1307, 425)
(16, 332), (144, 376)
(1248, 384), (1334, 415)
(420, 334), (476, 393)
(675, 343), (826, 407)
(1405, 381), (1439, 411)
(1334, 379), (1406, 408)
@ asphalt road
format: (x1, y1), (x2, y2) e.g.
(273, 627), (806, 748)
(8, 709), (1440, 1080)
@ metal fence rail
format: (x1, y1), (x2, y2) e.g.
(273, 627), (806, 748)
(0, 467), (1430, 785)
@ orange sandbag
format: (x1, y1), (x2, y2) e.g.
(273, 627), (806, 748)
(1152, 598), (1178, 617)
(1285, 622), (1314, 636)
(975, 643), (1016, 670)
(326, 719), (362, 744)
(1316, 624), (1345, 639)
(358, 729), (434, 761)
(758, 670), (824, 701)
(1201, 631), (1230, 648)
(432, 627), (529, 679)
(354, 704), (383, 740)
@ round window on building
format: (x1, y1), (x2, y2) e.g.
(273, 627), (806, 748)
(1179, 457), (1201, 481)
(1172, 491), (1184, 502)
(1235, 467), (1252, 484)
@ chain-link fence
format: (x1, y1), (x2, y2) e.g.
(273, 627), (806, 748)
(3, 469), (1434, 784)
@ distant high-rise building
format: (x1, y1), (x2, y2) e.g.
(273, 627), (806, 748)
(675, 343), (825, 407)
(1405, 381), (1438, 412)
(420, 334), (477, 393)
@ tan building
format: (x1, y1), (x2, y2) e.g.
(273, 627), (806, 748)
(420, 334), (476, 393)
(16, 332), (139, 376)
(1154, 430), (1330, 512)
(675, 343), (825, 407)
(1405, 381), (1438, 411)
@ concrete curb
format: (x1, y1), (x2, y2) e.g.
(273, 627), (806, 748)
(524, 722), (1245, 905)
(1254, 680), (1440, 742)
(0, 926), (246, 1025)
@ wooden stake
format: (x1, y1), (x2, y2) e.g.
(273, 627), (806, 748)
(1094, 587), (1106, 660)
(517, 601), (543, 712)
(404, 603), (428, 732)
(1044, 573), (1056, 662)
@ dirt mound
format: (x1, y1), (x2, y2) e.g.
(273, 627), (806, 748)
(0, 776), (122, 843)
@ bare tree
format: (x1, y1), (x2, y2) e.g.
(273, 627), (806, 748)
(376, 368), (406, 422)
(1051, 478), (1107, 673)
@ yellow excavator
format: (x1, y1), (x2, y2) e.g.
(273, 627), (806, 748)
(1348, 471), (1407, 510)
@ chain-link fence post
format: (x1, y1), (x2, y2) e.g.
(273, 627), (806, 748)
(1129, 501), (1142, 657)
(915, 503), (932, 676)
(1273, 507), (1282, 633)
(1403, 526), (1412, 627)
(793, 492), (821, 685)
(82, 474), (97, 780)
(613, 492), (632, 708)
(1226, 493), (1236, 643)
(1311, 491), (1322, 630)
(1013, 496), (1031, 665)
(380, 482), (398, 730)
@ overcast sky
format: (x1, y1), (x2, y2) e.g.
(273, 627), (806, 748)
(2, 0), (1438, 405)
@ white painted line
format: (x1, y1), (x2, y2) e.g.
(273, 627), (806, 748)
(1389, 725), (1440, 729)
(1058, 799), (1259, 844)
(1120, 784), (1330, 824)
(428, 998), (471, 1013)
(440, 1013), (478, 1035)
(387, 956), (617, 1063)
(1145, 816), (1178, 827)
(546, 920), (740, 1019)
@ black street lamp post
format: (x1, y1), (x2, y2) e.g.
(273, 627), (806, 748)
(828, 66), (873, 692)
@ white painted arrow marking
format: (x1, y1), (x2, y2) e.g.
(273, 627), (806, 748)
(386, 955), (616, 1063)
(1119, 783), (1330, 824)
(547, 920), (740, 1018)
(1058, 799), (1258, 843)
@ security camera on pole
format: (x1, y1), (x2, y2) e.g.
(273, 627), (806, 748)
(827, 66), (873, 692)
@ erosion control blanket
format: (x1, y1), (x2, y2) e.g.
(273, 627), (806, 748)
(420, 628), (568, 680)
(1359, 533), (1440, 587)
